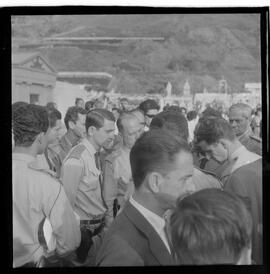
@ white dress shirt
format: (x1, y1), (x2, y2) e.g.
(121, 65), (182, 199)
(129, 196), (171, 254)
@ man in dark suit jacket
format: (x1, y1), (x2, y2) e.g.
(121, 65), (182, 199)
(96, 129), (195, 266)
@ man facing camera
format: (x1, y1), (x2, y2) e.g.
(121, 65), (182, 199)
(169, 188), (253, 265)
(96, 129), (195, 266)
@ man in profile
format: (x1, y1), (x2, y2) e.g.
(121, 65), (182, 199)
(12, 104), (80, 267)
(170, 188), (253, 265)
(46, 106), (87, 178)
(228, 103), (261, 156)
(194, 117), (262, 264)
(96, 129), (195, 266)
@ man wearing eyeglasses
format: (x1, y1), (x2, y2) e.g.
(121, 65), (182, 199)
(139, 99), (160, 130)
(228, 103), (262, 156)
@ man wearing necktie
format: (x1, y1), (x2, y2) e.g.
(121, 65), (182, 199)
(194, 116), (262, 264)
(61, 109), (115, 266)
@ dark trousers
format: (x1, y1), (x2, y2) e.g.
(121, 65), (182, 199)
(76, 220), (105, 263)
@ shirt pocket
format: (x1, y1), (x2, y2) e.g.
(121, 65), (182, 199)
(81, 166), (100, 192)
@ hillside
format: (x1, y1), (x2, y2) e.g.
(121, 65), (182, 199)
(11, 14), (261, 94)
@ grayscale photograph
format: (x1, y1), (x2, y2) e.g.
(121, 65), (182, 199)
(11, 11), (266, 267)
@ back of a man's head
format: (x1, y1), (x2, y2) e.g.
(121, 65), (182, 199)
(187, 110), (198, 121)
(150, 110), (189, 141)
(138, 99), (160, 115)
(130, 129), (190, 189)
(12, 104), (49, 147)
(201, 107), (222, 119)
(170, 188), (253, 265)
(47, 108), (62, 128)
(64, 106), (87, 130)
(194, 116), (236, 145)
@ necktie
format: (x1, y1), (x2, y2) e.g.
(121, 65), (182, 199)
(94, 152), (106, 206)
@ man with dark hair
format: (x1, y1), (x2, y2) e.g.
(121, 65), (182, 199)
(61, 108), (115, 266)
(46, 101), (57, 111)
(119, 98), (129, 111)
(150, 110), (221, 191)
(75, 97), (85, 109)
(169, 188), (253, 265)
(194, 117), (262, 264)
(46, 106), (87, 178)
(138, 99), (160, 128)
(47, 108), (62, 145)
(12, 104), (80, 267)
(12, 101), (29, 148)
(228, 103), (261, 155)
(96, 129), (194, 266)
(85, 100), (95, 112)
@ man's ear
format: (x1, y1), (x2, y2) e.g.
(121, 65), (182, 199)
(35, 132), (44, 144)
(68, 121), (75, 130)
(147, 172), (163, 194)
(87, 126), (97, 137)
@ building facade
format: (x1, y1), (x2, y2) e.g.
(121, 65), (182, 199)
(12, 52), (57, 105)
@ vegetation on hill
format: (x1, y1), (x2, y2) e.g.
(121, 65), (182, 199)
(12, 14), (261, 95)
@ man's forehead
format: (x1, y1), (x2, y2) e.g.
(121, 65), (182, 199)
(229, 109), (248, 118)
(102, 119), (115, 130)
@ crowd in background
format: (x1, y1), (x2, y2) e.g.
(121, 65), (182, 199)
(12, 94), (262, 267)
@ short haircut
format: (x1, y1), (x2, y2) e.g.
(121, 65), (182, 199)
(130, 129), (190, 189)
(138, 99), (160, 115)
(85, 100), (95, 112)
(47, 108), (62, 128)
(86, 108), (115, 132)
(201, 107), (222, 119)
(64, 106), (87, 130)
(150, 110), (189, 141)
(12, 104), (49, 147)
(194, 117), (236, 145)
(166, 105), (181, 112)
(170, 188), (253, 264)
(75, 97), (84, 106)
(187, 110), (197, 121)
(116, 112), (137, 134)
(229, 103), (252, 119)
(46, 101), (56, 111)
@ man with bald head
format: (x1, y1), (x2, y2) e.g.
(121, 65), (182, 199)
(102, 112), (144, 226)
(228, 103), (262, 156)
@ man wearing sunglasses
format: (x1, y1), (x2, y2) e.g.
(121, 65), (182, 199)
(139, 99), (160, 130)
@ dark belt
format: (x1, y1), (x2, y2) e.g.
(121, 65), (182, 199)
(80, 217), (104, 226)
(76, 217), (105, 263)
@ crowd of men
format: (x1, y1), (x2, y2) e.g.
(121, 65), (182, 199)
(12, 96), (262, 267)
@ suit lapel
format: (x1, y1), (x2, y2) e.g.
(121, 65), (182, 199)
(123, 201), (175, 265)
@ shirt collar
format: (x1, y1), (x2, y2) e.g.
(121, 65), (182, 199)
(129, 196), (166, 234)
(82, 138), (97, 155)
(12, 152), (36, 163)
(229, 145), (247, 161)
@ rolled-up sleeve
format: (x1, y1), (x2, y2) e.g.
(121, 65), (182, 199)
(61, 158), (83, 209)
